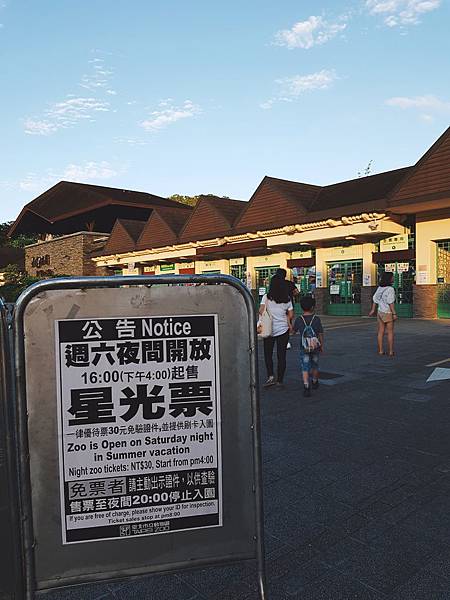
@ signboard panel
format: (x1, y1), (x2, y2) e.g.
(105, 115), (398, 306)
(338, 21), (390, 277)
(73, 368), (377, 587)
(229, 258), (244, 266)
(56, 315), (221, 544)
(380, 235), (409, 252)
(18, 280), (261, 593)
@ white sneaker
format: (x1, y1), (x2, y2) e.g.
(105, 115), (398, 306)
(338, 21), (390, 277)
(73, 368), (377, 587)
(287, 342), (291, 349)
(263, 376), (276, 387)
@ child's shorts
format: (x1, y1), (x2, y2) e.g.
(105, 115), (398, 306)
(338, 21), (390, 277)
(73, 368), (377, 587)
(300, 351), (320, 373)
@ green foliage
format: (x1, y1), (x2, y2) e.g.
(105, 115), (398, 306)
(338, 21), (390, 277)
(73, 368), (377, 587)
(0, 264), (67, 302)
(0, 221), (39, 248)
(169, 193), (230, 207)
(169, 194), (200, 207)
(0, 264), (40, 302)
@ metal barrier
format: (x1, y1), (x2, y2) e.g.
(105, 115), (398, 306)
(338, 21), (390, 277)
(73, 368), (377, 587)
(13, 275), (267, 599)
(0, 298), (23, 598)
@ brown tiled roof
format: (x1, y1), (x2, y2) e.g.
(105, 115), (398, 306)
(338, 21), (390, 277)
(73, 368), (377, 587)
(9, 181), (185, 236)
(155, 206), (193, 234)
(100, 219), (145, 256)
(235, 167), (415, 232)
(388, 126), (450, 205)
(136, 206), (192, 250)
(310, 167), (413, 212)
(235, 177), (318, 233)
(179, 196), (245, 243)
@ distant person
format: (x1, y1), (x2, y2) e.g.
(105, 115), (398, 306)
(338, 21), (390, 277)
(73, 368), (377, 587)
(369, 272), (397, 356)
(294, 296), (324, 398)
(258, 276), (294, 388)
(275, 268), (298, 349)
(275, 268), (298, 305)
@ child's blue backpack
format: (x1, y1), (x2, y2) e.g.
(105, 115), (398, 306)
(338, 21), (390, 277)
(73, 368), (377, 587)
(300, 315), (320, 353)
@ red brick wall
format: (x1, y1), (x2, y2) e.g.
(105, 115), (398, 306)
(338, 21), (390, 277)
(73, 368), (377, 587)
(361, 286), (377, 316)
(25, 233), (109, 277)
(413, 285), (437, 319)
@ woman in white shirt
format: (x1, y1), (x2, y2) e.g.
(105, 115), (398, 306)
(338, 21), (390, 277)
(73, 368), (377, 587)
(258, 275), (294, 387)
(369, 272), (397, 356)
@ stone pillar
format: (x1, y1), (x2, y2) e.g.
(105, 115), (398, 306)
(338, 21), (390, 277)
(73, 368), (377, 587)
(361, 286), (377, 316)
(413, 284), (437, 319)
(314, 287), (328, 316)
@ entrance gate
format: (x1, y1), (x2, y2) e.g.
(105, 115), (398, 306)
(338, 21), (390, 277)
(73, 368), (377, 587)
(437, 240), (450, 318)
(255, 266), (279, 307)
(326, 260), (362, 316)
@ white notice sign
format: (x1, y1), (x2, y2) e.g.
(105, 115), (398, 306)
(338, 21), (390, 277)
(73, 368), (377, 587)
(56, 315), (222, 544)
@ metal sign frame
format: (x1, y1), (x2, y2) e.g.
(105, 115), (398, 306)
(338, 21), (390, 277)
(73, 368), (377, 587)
(0, 298), (24, 598)
(13, 274), (267, 600)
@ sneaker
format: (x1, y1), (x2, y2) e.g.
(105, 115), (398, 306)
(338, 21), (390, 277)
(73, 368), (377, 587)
(286, 342), (291, 350)
(303, 385), (311, 397)
(312, 380), (319, 390)
(275, 382), (285, 390)
(264, 376), (276, 388)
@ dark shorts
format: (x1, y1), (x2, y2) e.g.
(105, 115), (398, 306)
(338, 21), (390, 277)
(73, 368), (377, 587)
(299, 351), (320, 372)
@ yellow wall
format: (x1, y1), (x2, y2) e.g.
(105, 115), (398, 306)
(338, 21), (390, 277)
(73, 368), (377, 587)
(246, 253), (289, 288)
(416, 216), (450, 284)
(314, 243), (377, 288)
(195, 259), (230, 274)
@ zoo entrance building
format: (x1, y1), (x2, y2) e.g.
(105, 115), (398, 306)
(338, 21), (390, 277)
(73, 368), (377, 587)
(12, 127), (450, 319)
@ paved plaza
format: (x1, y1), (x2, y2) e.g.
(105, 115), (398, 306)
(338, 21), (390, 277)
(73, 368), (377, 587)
(41, 316), (450, 600)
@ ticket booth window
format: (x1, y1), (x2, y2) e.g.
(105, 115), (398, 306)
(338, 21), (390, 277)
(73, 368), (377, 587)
(230, 262), (246, 283)
(437, 240), (450, 318)
(327, 261), (362, 316)
(255, 266), (279, 308)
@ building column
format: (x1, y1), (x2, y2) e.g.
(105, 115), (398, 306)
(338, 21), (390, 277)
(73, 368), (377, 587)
(361, 243), (377, 315)
(314, 248), (328, 315)
(413, 285), (438, 319)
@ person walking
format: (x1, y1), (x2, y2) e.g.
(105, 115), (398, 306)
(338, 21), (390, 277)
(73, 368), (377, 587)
(258, 275), (294, 388)
(294, 296), (324, 398)
(275, 268), (298, 349)
(369, 271), (398, 356)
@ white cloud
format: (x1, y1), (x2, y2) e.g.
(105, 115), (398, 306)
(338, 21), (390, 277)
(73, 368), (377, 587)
(24, 97), (110, 136)
(23, 119), (58, 136)
(80, 58), (114, 92)
(385, 94), (450, 111)
(366, 0), (441, 26)
(114, 137), (148, 146)
(141, 100), (202, 131)
(16, 161), (119, 194)
(276, 69), (338, 96)
(260, 100), (275, 110)
(23, 55), (115, 136)
(385, 94), (450, 122)
(18, 171), (58, 192)
(62, 161), (118, 181)
(273, 15), (347, 49)
(260, 69), (338, 110)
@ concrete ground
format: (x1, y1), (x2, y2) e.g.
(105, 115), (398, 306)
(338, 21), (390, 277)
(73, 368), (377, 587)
(40, 316), (450, 600)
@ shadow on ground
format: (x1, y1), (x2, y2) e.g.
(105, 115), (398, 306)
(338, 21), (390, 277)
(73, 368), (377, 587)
(39, 317), (450, 600)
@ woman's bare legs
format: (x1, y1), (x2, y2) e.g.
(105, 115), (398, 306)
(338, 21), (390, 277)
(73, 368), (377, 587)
(386, 320), (395, 355)
(377, 318), (386, 354)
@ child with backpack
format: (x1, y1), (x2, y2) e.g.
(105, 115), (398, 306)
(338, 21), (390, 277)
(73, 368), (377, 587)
(294, 296), (324, 397)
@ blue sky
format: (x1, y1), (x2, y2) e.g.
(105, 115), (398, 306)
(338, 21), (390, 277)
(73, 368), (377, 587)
(1, 0), (449, 223)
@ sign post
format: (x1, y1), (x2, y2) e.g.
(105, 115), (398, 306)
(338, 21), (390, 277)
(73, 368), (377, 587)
(13, 275), (267, 599)
(0, 298), (23, 599)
